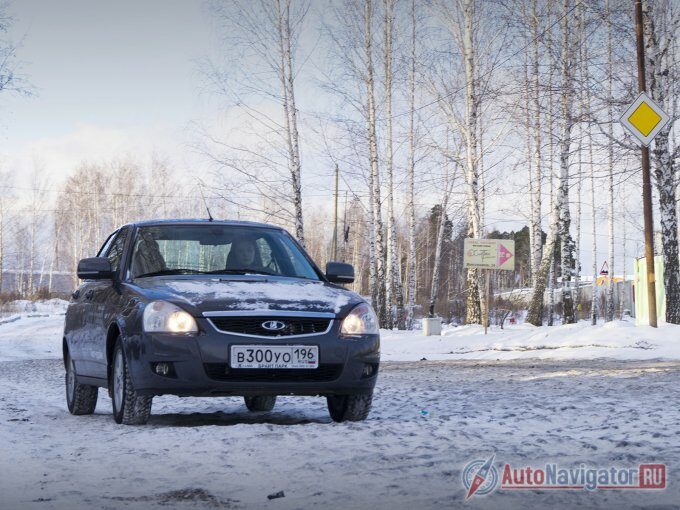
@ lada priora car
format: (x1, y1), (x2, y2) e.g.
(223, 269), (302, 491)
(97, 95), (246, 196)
(63, 220), (380, 424)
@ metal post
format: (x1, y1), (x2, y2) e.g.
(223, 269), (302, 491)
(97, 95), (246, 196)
(484, 269), (490, 335)
(332, 164), (339, 261)
(634, 0), (658, 327)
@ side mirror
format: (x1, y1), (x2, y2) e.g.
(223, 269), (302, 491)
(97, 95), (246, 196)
(77, 257), (113, 280)
(326, 261), (354, 284)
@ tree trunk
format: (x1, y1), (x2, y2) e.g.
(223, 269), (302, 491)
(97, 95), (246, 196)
(276, 0), (304, 244)
(384, 0), (402, 329)
(364, 0), (388, 327)
(530, 0), (542, 286)
(406, 0), (417, 330)
(643, 0), (680, 324)
(605, 0), (615, 322)
(557, 0), (575, 325)
(461, 0), (482, 324)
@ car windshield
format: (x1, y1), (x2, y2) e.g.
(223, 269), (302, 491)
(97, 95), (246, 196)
(130, 225), (320, 281)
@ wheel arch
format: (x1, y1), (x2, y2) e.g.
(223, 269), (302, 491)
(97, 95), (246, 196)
(106, 321), (123, 381)
(62, 337), (69, 370)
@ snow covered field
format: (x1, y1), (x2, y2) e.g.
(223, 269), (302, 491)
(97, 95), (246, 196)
(381, 320), (680, 361)
(1, 299), (679, 363)
(0, 304), (679, 509)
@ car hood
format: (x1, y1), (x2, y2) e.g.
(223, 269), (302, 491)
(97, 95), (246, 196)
(131, 276), (364, 318)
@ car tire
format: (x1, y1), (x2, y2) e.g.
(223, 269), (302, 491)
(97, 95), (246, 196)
(244, 395), (277, 412)
(111, 339), (152, 425)
(65, 352), (98, 415)
(327, 392), (373, 422)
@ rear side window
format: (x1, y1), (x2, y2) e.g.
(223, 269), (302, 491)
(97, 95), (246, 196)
(106, 228), (129, 273)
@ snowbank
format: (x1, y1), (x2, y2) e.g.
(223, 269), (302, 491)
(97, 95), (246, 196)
(380, 319), (680, 361)
(0, 298), (69, 315)
(0, 300), (679, 363)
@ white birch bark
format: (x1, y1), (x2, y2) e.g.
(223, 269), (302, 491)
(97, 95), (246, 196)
(605, 0), (615, 322)
(364, 0), (388, 326)
(530, 0), (543, 286)
(383, 0), (403, 329)
(406, 0), (417, 330)
(557, 0), (576, 324)
(584, 12), (598, 325)
(461, 0), (482, 324)
(643, 0), (680, 324)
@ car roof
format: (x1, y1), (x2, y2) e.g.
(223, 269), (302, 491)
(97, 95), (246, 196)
(122, 218), (284, 230)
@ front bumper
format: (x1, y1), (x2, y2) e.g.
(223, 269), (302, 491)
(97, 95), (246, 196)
(126, 317), (380, 397)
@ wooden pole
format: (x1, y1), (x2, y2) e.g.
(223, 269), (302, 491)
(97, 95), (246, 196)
(634, 0), (658, 327)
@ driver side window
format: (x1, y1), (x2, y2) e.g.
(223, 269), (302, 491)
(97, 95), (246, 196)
(106, 228), (129, 273)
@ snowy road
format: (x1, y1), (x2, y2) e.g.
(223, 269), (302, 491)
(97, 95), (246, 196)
(1, 357), (678, 510)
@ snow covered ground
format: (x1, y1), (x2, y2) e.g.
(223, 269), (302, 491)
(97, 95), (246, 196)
(1, 358), (678, 509)
(1, 299), (679, 363)
(0, 303), (679, 509)
(381, 320), (680, 361)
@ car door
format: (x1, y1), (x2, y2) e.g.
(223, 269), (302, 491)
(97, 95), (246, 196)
(80, 228), (130, 378)
(66, 231), (117, 372)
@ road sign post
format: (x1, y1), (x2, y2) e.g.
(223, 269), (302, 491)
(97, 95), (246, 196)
(464, 239), (515, 334)
(618, 1), (668, 328)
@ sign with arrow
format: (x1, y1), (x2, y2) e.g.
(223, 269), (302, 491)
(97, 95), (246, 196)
(464, 239), (515, 271)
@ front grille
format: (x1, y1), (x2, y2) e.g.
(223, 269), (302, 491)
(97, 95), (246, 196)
(204, 363), (343, 382)
(209, 317), (332, 337)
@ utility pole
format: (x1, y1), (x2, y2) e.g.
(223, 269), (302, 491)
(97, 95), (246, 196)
(634, 0), (658, 327)
(332, 164), (339, 261)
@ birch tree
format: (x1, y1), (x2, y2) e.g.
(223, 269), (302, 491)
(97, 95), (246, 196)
(203, 0), (308, 242)
(605, 0), (616, 322)
(383, 0), (404, 328)
(556, 0), (576, 324)
(643, 0), (680, 324)
(364, 0), (388, 326)
(434, 0), (487, 324)
(406, 0), (418, 330)
(530, 0), (543, 286)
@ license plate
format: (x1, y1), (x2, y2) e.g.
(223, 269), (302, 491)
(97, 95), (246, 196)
(230, 345), (319, 369)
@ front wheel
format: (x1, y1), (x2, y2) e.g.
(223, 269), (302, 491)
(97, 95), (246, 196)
(111, 340), (152, 425)
(327, 392), (373, 422)
(244, 395), (277, 412)
(65, 353), (98, 415)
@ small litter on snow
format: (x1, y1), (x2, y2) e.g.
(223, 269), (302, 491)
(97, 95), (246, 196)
(267, 491), (285, 500)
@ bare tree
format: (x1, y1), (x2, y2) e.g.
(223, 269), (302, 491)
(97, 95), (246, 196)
(364, 0), (388, 326)
(643, 0), (680, 324)
(202, 0), (308, 242)
(406, 0), (418, 329)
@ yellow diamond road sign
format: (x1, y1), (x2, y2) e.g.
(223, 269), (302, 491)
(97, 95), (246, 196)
(619, 92), (670, 146)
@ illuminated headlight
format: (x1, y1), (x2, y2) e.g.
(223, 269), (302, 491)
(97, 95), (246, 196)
(143, 301), (198, 334)
(340, 303), (379, 336)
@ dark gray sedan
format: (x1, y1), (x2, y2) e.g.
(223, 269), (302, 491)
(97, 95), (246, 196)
(63, 219), (380, 425)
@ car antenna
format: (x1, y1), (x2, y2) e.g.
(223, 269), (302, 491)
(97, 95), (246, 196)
(198, 182), (214, 222)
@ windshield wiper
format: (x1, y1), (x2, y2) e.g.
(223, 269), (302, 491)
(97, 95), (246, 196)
(135, 269), (207, 278)
(207, 268), (275, 276)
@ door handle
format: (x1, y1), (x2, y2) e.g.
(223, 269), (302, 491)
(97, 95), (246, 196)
(84, 289), (95, 301)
